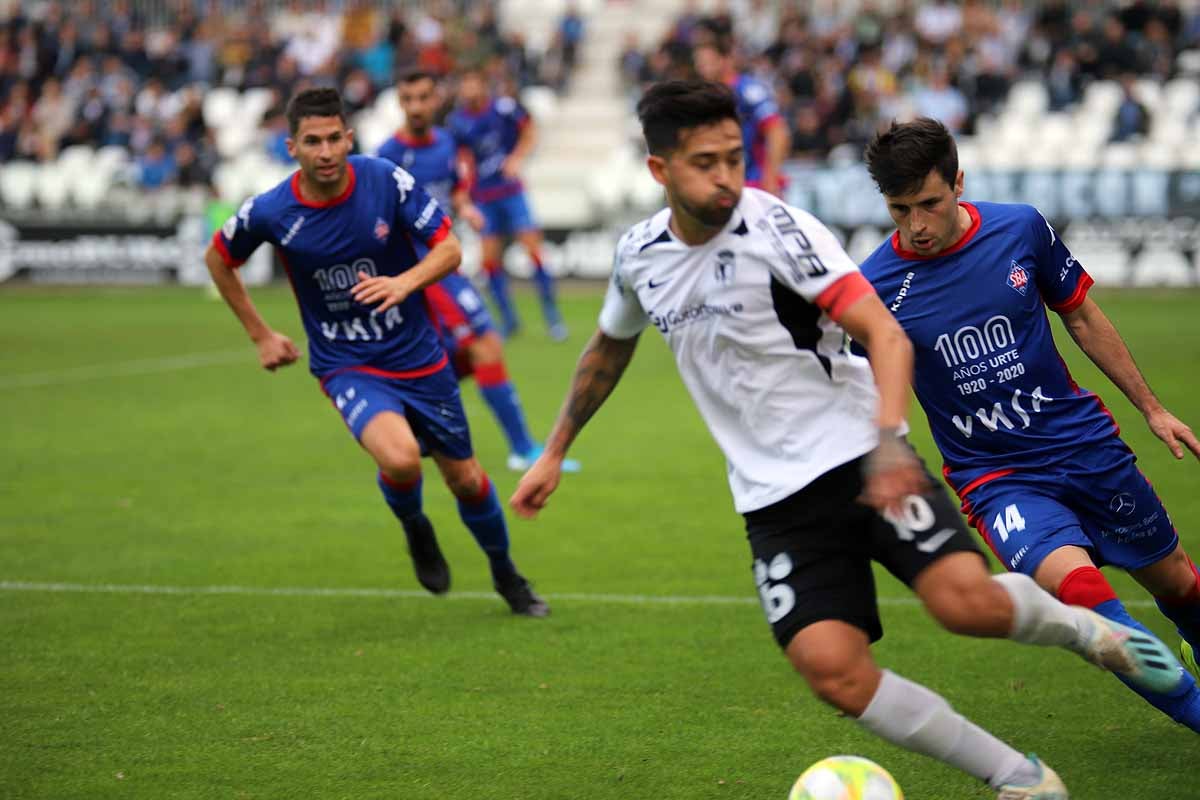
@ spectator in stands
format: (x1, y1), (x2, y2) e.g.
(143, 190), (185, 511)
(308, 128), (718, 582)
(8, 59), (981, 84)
(1097, 14), (1141, 78)
(559, 1), (584, 75)
(136, 138), (174, 190)
(30, 76), (72, 158)
(1046, 49), (1081, 111)
(1112, 73), (1150, 141)
(912, 66), (968, 133)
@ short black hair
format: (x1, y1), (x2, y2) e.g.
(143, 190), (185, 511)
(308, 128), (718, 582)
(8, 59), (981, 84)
(636, 79), (738, 156)
(694, 17), (734, 56)
(399, 68), (437, 86)
(864, 117), (959, 197)
(285, 87), (345, 135)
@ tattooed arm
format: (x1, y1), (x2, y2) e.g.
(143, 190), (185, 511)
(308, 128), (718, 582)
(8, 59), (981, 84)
(510, 329), (640, 518)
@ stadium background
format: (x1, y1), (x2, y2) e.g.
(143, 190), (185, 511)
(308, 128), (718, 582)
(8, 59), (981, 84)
(2, 1), (1199, 799)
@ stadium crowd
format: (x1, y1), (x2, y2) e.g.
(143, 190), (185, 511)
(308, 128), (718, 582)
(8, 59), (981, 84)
(620, 0), (1200, 159)
(0, 0), (583, 190)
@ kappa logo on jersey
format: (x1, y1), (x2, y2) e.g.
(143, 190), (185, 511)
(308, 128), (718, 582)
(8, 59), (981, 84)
(391, 166), (415, 202)
(891, 271), (915, 312)
(373, 217), (390, 243)
(1007, 261), (1029, 295)
(714, 249), (736, 285)
(280, 214), (306, 246)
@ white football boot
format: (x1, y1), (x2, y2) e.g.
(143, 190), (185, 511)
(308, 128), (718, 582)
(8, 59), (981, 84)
(995, 755), (1068, 800)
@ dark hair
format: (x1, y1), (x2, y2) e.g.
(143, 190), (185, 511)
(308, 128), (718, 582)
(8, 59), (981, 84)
(285, 87), (345, 135)
(864, 117), (958, 197)
(399, 68), (437, 86)
(636, 79), (738, 155)
(694, 17), (733, 56)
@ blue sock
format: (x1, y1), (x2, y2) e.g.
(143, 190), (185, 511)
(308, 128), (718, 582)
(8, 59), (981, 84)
(457, 476), (516, 579)
(485, 267), (519, 335)
(377, 471), (423, 522)
(477, 367), (535, 455)
(1095, 598), (1200, 732)
(531, 266), (563, 327)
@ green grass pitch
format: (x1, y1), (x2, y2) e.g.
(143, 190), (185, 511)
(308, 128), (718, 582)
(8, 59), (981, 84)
(1, 284), (1197, 799)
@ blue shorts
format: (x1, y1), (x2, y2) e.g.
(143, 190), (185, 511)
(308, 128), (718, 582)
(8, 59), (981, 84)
(321, 363), (473, 459)
(961, 439), (1178, 576)
(479, 192), (536, 237)
(425, 272), (494, 355)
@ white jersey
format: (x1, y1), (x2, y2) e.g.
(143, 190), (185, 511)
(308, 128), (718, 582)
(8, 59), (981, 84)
(600, 188), (887, 513)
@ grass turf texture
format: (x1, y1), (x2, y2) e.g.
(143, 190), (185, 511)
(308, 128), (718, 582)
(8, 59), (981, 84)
(1, 284), (1197, 799)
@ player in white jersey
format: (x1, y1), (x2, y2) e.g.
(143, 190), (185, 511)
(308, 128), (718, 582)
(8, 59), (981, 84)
(510, 80), (1182, 799)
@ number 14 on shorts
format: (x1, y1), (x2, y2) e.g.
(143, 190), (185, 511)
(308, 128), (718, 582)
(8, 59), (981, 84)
(993, 504), (1026, 543)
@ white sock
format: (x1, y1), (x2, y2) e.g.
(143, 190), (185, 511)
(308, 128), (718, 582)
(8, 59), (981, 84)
(857, 670), (1038, 789)
(993, 572), (1085, 650)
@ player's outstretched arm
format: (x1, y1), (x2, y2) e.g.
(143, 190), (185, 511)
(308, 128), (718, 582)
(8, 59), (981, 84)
(205, 245), (299, 371)
(352, 232), (462, 313)
(1061, 296), (1200, 461)
(837, 292), (929, 514)
(501, 119), (536, 180)
(510, 329), (640, 518)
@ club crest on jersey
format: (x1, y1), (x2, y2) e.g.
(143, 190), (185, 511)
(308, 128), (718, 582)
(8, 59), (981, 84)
(1007, 261), (1029, 295)
(714, 249), (736, 285)
(373, 217), (390, 243)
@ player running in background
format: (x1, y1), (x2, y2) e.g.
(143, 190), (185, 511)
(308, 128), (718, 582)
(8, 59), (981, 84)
(378, 70), (581, 474)
(204, 87), (548, 617)
(446, 66), (566, 341)
(692, 20), (789, 198)
(511, 80), (1182, 799)
(861, 117), (1200, 727)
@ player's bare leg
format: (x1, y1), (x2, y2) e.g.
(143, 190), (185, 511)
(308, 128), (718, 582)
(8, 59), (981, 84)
(431, 451), (549, 617)
(1131, 543), (1200, 685)
(912, 551), (1183, 695)
(481, 235), (520, 337)
(785, 620), (1064, 797)
(516, 228), (567, 341)
(361, 411), (450, 594)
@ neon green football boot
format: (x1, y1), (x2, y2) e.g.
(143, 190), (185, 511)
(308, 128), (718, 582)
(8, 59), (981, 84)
(1182, 640), (1199, 681)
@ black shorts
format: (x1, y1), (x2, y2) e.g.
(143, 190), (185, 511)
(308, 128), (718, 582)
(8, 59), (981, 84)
(743, 449), (984, 649)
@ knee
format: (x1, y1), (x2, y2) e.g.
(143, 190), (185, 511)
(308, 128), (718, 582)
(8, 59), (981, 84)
(790, 647), (878, 715)
(443, 461), (486, 499)
(375, 442), (421, 483)
(469, 334), (504, 367)
(1155, 549), (1200, 601)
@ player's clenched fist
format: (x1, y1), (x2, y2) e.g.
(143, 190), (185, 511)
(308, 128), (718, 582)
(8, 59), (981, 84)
(510, 455), (562, 519)
(254, 330), (300, 371)
(352, 270), (412, 313)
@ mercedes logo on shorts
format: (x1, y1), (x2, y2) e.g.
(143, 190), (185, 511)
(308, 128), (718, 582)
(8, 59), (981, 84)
(1109, 492), (1137, 516)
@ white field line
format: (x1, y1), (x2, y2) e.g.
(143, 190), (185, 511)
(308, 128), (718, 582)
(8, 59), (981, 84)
(0, 349), (249, 390)
(0, 580), (1158, 608)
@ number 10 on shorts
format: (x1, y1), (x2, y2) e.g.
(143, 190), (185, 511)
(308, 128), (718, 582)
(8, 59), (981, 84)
(992, 504), (1026, 543)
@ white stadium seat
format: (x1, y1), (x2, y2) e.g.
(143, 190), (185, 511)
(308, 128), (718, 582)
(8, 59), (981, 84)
(35, 162), (71, 210)
(1005, 81), (1049, 118)
(72, 166), (115, 210)
(0, 161), (37, 209)
(520, 85), (559, 121)
(202, 86), (240, 129)
(1164, 78), (1199, 116)
(1130, 245), (1196, 287)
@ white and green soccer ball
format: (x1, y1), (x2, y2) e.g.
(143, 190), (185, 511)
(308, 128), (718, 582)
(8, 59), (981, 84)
(789, 755), (904, 800)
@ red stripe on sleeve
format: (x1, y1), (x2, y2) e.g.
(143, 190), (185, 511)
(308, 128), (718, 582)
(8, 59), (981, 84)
(1048, 270), (1094, 313)
(210, 230), (245, 268)
(425, 216), (452, 248)
(814, 272), (875, 322)
(756, 113), (784, 134)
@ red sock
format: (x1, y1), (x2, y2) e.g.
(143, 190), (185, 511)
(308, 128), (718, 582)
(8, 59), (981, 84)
(1058, 566), (1118, 608)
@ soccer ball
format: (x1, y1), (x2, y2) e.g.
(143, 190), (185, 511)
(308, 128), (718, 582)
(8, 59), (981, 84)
(788, 755), (904, 800)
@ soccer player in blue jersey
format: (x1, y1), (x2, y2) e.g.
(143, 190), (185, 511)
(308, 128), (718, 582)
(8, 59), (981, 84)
(378, 70), (581, 474)
(692, 25), (789, 197)
(861, 117), (1200, 726)
(203, 87), (548, 616)
(446, 66), (566, 341)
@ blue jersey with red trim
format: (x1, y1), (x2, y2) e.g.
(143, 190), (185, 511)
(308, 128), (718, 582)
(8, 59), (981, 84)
(375, 127), (461, 212)
(211, 154), (451, 379)
(730, 73), (782, 184)
(446, 97), (527, 203)
(859, 201), (1114, 494)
